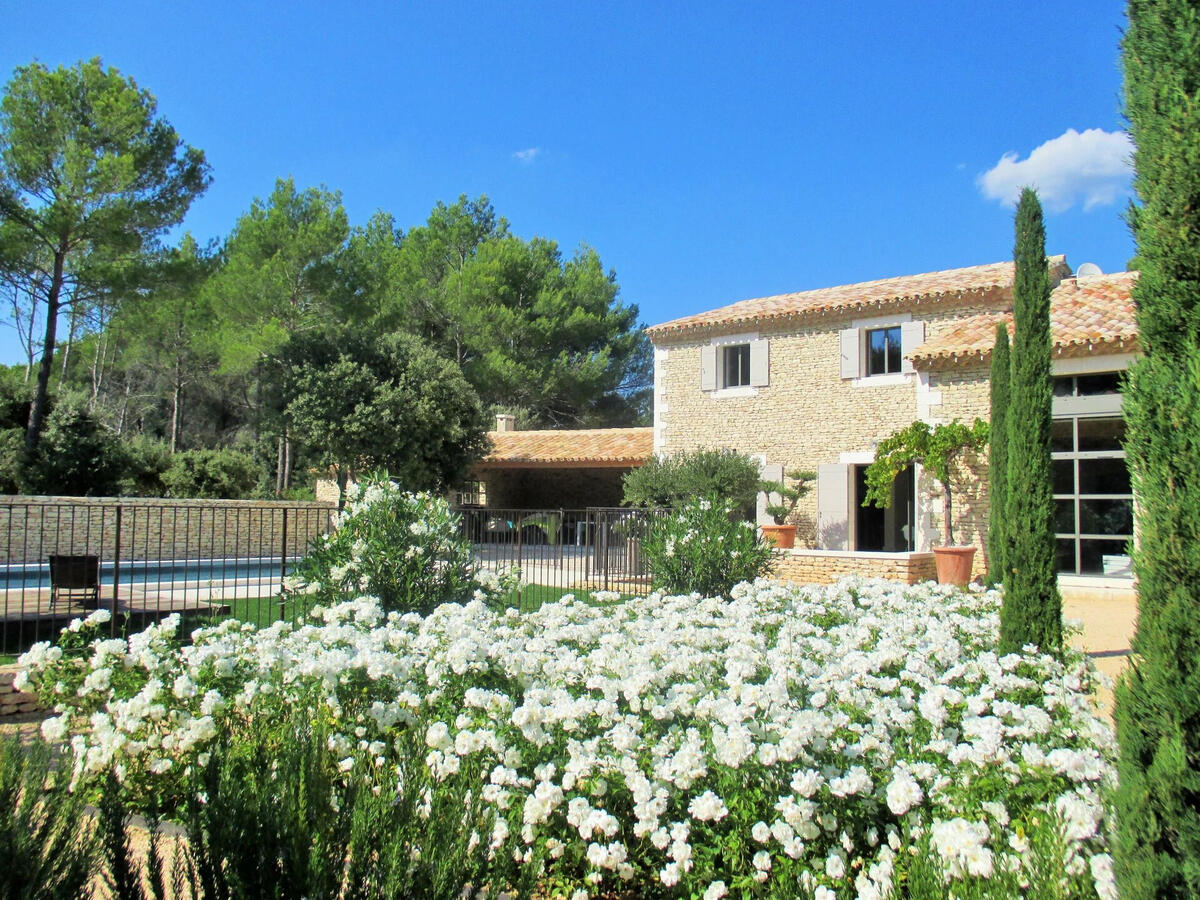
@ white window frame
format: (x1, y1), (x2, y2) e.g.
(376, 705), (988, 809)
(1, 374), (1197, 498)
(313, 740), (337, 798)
(722, 342), (752, 388)
(864, 325), (903, 376)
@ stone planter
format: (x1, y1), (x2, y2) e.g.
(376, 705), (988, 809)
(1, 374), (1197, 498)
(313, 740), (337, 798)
(761, 524), (798, 549)
(933, 546), (977, 586)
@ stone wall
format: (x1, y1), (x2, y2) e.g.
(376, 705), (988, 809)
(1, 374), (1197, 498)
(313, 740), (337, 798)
(771, 549), (938, 585)
(927, 361), (993, 576)
(0, 665), (40, 720)
(0, 496), (335, 565)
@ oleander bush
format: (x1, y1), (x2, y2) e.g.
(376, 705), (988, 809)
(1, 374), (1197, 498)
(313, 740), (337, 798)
(290, 473), (514, 614)
(641, 495), (774, 598)
(21, 576), (1118, 899)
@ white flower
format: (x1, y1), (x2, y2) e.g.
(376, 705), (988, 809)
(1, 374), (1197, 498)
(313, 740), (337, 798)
(702, 880), (727, 900)
(40, 716), (67, 742)
(885, 768), (924, 816)
(688, 790), (729, 822)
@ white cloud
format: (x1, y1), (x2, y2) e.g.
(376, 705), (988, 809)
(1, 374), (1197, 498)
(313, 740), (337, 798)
(978, 128), (1133, 212)
(512, 147), (541, 163)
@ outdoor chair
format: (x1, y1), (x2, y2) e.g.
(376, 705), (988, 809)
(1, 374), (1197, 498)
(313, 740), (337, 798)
(48, 554), (100, 612)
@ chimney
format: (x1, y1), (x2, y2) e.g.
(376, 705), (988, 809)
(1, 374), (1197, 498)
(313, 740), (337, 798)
(495, 413), (516, 432)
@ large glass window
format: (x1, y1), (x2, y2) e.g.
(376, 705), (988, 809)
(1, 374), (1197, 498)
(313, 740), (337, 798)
(866, 326), (902, 376)
(1053, 415), (1132, 576)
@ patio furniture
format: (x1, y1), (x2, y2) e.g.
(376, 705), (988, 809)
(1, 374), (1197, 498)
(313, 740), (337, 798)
(48, 554), (100, 611)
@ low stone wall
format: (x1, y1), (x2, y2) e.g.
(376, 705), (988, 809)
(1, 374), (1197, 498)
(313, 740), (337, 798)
(772, 549), (938, 585)
(0, 665), (40, 720)
(0, 496), (335, 565)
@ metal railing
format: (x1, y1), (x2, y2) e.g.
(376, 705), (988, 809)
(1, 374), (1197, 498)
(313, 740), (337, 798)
(0, 499), (659, 655)
(0, 499), (335, 655)
(455, 506), (658, 612)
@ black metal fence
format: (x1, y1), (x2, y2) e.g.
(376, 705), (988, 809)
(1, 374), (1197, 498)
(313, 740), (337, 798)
(455, 506), (657, 612)
(0, 500), (335, 655)
(0, 499), (658, 656)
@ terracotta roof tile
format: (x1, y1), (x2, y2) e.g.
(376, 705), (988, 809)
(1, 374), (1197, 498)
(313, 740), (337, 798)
(909, 271), (1139, 365)
(646, 257), (1070, 339)
(478, 427), (654, 468)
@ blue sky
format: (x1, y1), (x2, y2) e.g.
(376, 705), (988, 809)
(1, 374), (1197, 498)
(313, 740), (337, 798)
(1, 1), (1133, 364)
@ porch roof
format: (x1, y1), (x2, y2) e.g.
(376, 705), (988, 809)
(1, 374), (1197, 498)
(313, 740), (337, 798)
(476, 427), (654, 469)
(909, 271), (1139, 365)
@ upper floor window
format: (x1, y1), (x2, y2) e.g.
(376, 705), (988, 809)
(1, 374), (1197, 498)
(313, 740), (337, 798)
(866, 326), (902, 376)
(723, 343), (751, 387)
(700, 338), (768, 392)
(839, 320), (923, 380)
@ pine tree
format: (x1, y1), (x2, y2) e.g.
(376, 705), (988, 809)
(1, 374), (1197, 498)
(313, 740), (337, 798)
(997, 189), (1061, 656)
(1113, 1), (1200, 893)
(985, 322), (1011, 587)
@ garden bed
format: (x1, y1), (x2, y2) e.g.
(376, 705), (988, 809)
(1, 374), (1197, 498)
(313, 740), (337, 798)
(18, 578), (1118, 898)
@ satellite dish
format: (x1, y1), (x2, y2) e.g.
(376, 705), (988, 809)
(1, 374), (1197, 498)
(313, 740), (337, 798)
(1076, 262), (1103, 277)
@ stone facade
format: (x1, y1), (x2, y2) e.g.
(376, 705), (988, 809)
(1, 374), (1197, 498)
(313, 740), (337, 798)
(0, 496), (335, 565)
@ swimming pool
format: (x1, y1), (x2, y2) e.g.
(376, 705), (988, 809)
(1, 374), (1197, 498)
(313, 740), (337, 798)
(0, 556), (299, 591)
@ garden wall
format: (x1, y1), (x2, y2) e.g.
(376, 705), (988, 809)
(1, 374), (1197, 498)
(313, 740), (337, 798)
(771, 548), (937, 585)
(0, 496), (336, 565)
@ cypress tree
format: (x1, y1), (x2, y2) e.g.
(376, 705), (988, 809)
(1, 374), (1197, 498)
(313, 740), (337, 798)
(1114, 1), (1200, 893)
(985, 322), (1011, 588)
(997, 189), (1061, 656)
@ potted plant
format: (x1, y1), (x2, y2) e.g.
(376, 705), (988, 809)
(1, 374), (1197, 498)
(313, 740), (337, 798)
(863, 419), (989, 585)
(758, 468), (816, 549)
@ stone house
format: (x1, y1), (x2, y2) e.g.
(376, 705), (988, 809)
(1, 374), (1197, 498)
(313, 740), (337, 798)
(646, 258), (1138, 586)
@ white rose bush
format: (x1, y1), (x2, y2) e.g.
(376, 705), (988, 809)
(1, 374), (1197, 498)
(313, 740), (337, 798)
(18, 570), (1119, 898)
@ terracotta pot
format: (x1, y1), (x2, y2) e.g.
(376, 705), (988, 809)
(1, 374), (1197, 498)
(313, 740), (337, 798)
(933, 545), (977, 586)
(761, 524), (797, 549)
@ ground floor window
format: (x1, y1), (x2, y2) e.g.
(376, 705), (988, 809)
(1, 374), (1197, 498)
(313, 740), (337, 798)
(1052, 415), (1132, 576)
(854, 464), (914, 552)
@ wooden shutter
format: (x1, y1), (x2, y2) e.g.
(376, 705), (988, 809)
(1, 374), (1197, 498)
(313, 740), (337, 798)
(749, 339), (769, 387)
(757, 462), (783, 524)
(816, 464), (851, 550)
(900, 321), (926, 374)
(700, 345), (717, 391)
(839, 329), (860, 379)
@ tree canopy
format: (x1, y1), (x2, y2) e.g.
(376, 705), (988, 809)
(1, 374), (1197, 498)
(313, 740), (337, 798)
(0, 59), (650, 499)
(0, 58), (209, 452)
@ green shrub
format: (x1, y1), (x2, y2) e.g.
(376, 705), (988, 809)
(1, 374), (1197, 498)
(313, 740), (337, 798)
(292, 473), (495, 614)
(0, 736), (97, 899)
(640, 495), (773, 597)
(18, 398), (126, 496)
(161, 447), (261, 499)
(175, 709), (498, 899)
(0, 426), (23, 493)
(118, 436), (171, 497)
(622, 448), (761, 517)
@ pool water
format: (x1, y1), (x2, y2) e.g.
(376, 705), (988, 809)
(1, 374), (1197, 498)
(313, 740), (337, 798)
(0, 557), (297, 591)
